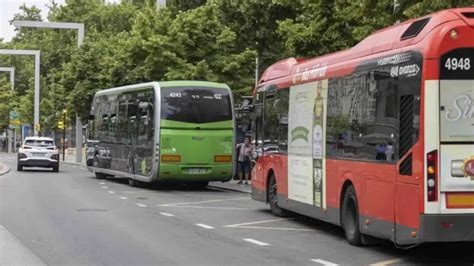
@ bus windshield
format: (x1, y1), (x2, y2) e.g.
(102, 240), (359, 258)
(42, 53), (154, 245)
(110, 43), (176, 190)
(161, 87), (232, 124)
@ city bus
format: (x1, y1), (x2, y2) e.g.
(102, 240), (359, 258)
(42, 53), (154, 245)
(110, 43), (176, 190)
(87, 81), (235, 188)
(250, 8), (474, 246)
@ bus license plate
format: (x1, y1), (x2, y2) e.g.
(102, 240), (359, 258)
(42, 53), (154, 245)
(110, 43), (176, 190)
(187, 168), (206, 174)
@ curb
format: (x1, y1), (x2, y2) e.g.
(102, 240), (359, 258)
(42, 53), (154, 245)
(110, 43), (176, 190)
(0, 164), (11, 176)
(208, 183), (251, 194)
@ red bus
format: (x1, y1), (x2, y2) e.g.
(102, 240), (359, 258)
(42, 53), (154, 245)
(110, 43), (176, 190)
(251, 8), (474, 246)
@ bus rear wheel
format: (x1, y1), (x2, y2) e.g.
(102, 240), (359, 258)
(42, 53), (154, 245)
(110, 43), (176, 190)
(93, 156), (107, 179)
(342, 186), (362, 246)
(268, 174), (287, 217)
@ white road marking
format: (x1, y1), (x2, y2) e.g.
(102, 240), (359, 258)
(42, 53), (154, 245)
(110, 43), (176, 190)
(159, 212), (175, 217)
(370, 258), (403, 266)
(136, 203), (147, 208)
(224, 218), (315, 231)
(123, 191), (139, 194)
(243, 238), (270, 246)
(119, 196), (128, 200)
(101, 186), (108, 189)
(108, 191), (115, 194)
(225, 218), (292, 227)
(157, 197), (249, 207)
(311, 259), (339, 266)
(100, 182), (105, 185)
(195, 223), (215, 229)
(160, 205), (249, 210)
(0, 224), (46, 265)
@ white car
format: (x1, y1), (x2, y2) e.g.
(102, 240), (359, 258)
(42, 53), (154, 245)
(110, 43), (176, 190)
(17, 137), (60, 172)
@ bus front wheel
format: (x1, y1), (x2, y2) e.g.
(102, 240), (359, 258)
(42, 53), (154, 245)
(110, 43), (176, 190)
(342, 186), (362, 246)
(268, 174), (287, 217)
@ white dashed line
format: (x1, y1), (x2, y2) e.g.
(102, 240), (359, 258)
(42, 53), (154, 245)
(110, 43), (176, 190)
(311, 259), (339, 266)
(243, 238), (270, 246)
(136, 203), (147, 208)
(101, 186), (108, 189)
(195, 223), (215, 229)
(108, 191), (115, 194)
(100, 182), (106, 185)
(119, 196), (128, 200)
(159, 212), (175, 217)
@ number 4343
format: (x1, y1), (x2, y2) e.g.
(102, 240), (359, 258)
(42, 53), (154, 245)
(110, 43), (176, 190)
(445, 57), (471, 70)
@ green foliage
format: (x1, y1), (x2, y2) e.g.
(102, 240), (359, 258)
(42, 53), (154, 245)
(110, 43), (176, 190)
(0, 79), (15, 130)
(1, 0), (473, 131)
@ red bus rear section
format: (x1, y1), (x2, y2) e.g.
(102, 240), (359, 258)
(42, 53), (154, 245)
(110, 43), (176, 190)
(251, 8), (474, 246)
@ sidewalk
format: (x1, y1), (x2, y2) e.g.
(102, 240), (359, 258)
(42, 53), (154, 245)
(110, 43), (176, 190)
(0, 163), (11, 176)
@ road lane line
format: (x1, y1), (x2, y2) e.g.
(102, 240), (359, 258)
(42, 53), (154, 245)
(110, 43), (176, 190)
(370, 258), (403, 266)
(0, 224), (46, 265)
(108, 191), (115, 194)
(311, 259), (339, 266)
(243, 238), (270, 246)
(225, 218), (292, 227)
(159, 212), (175, 217)
(101, 186), (108, 189)
(136, 203), (147, 208)
(119, 196), (128, 200)
(195, 223), (215, 229)
(100, 182), (106, 185)
(157, 197), (249, 206)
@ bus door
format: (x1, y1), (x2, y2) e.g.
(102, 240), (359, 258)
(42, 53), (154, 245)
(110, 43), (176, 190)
(251, 89), (266, 187)
(439, 49), (474, 211)
(135, 99), (154, 177)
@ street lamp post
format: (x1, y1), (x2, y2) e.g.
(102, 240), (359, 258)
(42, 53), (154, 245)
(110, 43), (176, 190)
(0, 67), (15, 91)
(0, 50), (40, 136)
(13, 20), (85, 163)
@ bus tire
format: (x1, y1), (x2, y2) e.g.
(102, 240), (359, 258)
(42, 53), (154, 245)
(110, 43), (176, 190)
(268, 174), (288, 217)
(342, 185), (362, 246)
(93, 156), (107, 179)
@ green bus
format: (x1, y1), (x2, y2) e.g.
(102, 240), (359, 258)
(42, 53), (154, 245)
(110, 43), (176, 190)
(87, 81), (235, 187)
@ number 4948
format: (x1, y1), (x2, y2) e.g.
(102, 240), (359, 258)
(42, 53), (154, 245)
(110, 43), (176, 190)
(445, 57), (471, 70)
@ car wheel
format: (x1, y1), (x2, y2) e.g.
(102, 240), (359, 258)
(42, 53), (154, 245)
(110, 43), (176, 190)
(268, 174), (288, 217)
(17, 164), (23, 171)
(93, 156), (107, 179)
(52, 165), (59, 172)
(342, 185), (362, 246)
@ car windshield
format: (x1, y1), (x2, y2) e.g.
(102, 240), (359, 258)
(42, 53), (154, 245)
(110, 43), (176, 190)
(24, 140), (55, 147)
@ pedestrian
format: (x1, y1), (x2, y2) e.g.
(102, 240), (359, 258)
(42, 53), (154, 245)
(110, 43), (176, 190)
(375, 143), (386, 160)
(236, 136), (254, 185)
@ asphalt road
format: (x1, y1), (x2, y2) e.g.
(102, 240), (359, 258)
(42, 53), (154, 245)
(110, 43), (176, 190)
(1, 153), (473, 266)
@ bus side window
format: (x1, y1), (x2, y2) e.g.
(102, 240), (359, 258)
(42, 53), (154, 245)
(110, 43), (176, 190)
(117, 101), (128, 144)
(127, 101), (138, 145)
